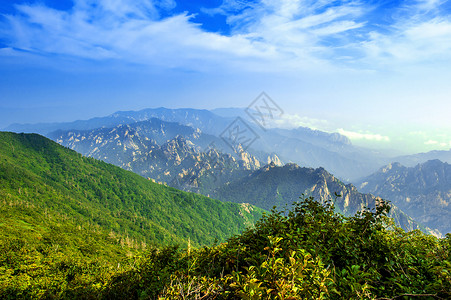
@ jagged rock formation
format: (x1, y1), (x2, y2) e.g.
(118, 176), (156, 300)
(49, 119), (274, 194)
(213, 162), (436, 235)
(7, 107), (392, 181)
(357, 159), (451, 235)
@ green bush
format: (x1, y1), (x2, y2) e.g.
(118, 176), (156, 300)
(2, 189), (450, 299)
(98, 195), (451, 299)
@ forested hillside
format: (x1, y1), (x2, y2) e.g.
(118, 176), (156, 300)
(0, 132), (263, 248)
(0, 132), (266, 297)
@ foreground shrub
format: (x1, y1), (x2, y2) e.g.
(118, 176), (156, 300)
(3, 196), (450, 299)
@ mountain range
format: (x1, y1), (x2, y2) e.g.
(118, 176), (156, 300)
(357, 159), (451, 235)
(47, 118), (272, 195)
(213, 162), (435, 235)
(41, 116), (436, 235)
(5, 107), (390, 181)
(5, 107), (451, 236)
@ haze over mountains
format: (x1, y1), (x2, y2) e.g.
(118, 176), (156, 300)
(393, 150), (451, 168)
(5, 107), (451, 236)
(7, 107), (451, 181)
(5, 107), (393, 181)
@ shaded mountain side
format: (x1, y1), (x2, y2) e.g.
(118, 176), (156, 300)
(0, 132), (264, 248)
(47, 119), (278, 194)
(357, 159), (451, 234)
(213, 162), (437, 236)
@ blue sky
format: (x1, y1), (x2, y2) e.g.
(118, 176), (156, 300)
(1, 0), (451, 153)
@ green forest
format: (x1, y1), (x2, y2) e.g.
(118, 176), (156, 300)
(0, 132), (261, 297)
(1, 132), (450, 299)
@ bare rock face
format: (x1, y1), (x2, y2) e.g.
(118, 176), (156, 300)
(50, 118), (263, 195)
(213, 163), (437, 236)
(238, 149), (261, 170)
(8, 106), (395, 181)
(357, 159), (451, 235)
(267, 153), (283, 166)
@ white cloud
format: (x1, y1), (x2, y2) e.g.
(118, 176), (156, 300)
(362, 18), (451, 65)
(359, 0), (451, 67)
(424, 139), (451, 148)
(265, 113), (329, 130)
(1, 1), (279, 70)
(425, 139), (439, 145)
(337, 128), (390, 142)
(0, 0), (368, 71)
(1, 0), (451, 72)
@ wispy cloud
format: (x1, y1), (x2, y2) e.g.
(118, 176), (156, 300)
(360, 0), (451, 66)
(424, 139), (451, 148)
(265, 113), (329, 130)
(425, 139), (439, 145)
(337, 128), (390, 142)
(1, 0), (451, 71)
(0, 0), (275, 70)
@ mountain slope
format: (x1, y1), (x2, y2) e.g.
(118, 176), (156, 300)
(0, 132), (264, 248)
(213, 162), (435, 235)
(357, 159), (451, 234)
(48, 119), (268, 194)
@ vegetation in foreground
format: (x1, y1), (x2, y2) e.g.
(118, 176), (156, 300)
(2, 196), (450, 299)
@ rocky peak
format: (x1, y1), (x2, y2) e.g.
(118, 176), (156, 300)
(283, 163), (301, 171)
(262, 161), (278, 171)
(238, 150), (261, 170)
(267, 154), (283, 166)
(381, 162), (404, 173)
(417, 159), (447, 170)
(161, 136), (196, 162)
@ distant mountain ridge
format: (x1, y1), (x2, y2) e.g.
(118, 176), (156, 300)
(213, 162), (437, 236)
(394, 150), (451, 167)
(4, 107), (230, 136)
(357, 159), (451, 234)
(6, 107), (389, 180)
